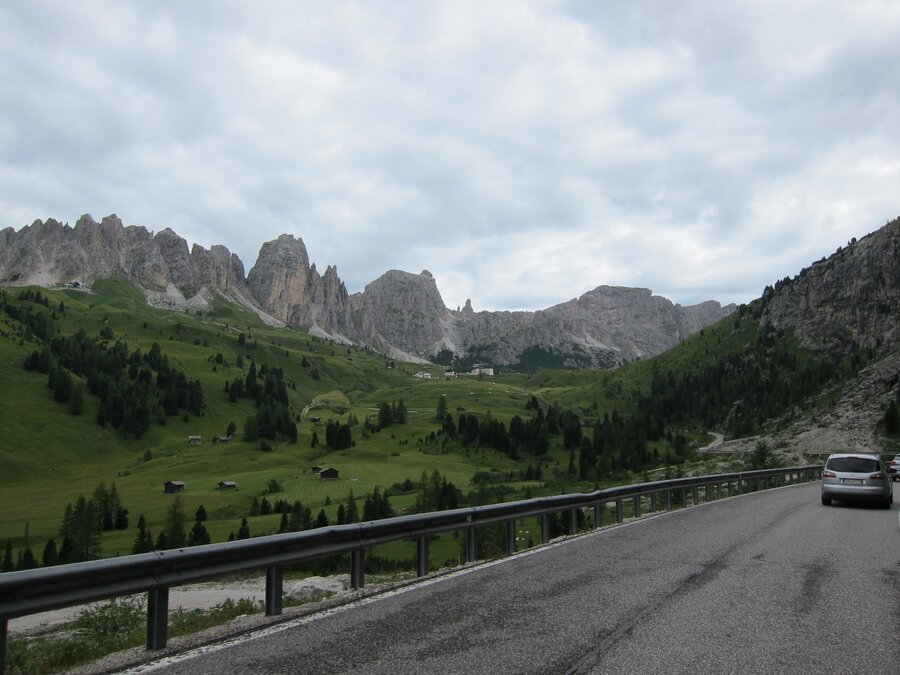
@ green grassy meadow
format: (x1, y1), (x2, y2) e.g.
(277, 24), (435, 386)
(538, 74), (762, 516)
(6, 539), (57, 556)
(0, 281), (606, 565)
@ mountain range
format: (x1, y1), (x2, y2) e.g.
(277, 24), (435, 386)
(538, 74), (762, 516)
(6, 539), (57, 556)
(0, 215), (735, 369)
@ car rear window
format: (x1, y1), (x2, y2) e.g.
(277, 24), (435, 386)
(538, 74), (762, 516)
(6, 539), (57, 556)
(826, 457), (879, 472)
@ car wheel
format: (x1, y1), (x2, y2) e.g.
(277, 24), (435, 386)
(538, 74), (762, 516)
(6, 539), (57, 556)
(821, 495), (832, 506)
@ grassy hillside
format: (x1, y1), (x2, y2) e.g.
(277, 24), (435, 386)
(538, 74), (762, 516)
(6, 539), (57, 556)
(0, 282), (609, 563)
(1, 281), (858, 568)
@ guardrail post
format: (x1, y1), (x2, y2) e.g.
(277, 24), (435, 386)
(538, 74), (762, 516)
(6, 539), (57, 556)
(681, 488), (687, 507)
(666, 490), (672, 511)
(633, 496), (641, 518)
(351, 549), (365, 589)
(416, 535), (429, 577)
(467, 526), (478, 562)
(265, 565), (283, 615)
(540, 514), (550, 544)
(649, 492), (657, 513)
(1, 617), (7, 674)
(147, 586), (169, 650)
(506, 519), (516, 556)
(594, 503), (602, 528)
(692, 486), (699, 505)
(615, 499), (623, 523)
(568, 508), (578, 535)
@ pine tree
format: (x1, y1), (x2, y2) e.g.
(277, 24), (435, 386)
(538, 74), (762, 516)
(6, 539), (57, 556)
(195, 505), (208, 522)
(345, 490), (359, 523)
(132, 515), (154, 554)
(18, 523), (38, 570)
(1, 540), (14, 572)
(363, 487), (393, 521)
(237, 518), (250, 540)
(164, 495), (187, 548)
(57, 537), (74, 564)
(393, 398), (407, 423)
(315, 509), (329, 528)
(378, 402), (393, 429)
(187, 521), (211, 546)
(19, 546), (37, 570)
(42, 539), (58, 566)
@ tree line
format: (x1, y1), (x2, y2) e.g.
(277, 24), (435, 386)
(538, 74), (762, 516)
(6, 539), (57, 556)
(225, 360), (297, 443)
(22, 329), (204, 438)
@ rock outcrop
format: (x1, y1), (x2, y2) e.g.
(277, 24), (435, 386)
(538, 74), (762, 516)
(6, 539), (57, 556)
(349, 270), (453, 358)
(0, 213), (738, 368)
(760, 216), (900, 358)
(730, 216), (900, 455)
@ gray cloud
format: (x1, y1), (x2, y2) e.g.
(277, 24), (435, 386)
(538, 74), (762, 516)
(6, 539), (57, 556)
(2, 1), (899, 311)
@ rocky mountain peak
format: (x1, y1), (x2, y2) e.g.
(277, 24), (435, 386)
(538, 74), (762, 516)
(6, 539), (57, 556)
(0, 215), (742, 369)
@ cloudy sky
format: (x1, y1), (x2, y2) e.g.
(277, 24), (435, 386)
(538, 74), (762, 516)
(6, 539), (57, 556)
(2, 1), (899, 311)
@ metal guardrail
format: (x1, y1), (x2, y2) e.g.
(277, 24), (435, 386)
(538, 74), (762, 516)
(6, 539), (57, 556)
(0, 465), (821, 668)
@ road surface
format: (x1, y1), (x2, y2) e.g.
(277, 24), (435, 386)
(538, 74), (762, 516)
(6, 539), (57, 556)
(129, 482), (899, 674)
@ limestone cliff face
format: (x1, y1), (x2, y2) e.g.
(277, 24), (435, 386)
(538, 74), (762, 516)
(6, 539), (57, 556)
(246, 234), (312, 323)
(446, 286), (735, 368)
(339, 271), (734, 367)
(0, 213), (737, 367)
(760, 217), (900, 357)
(0, 214), (252, 313)
(245, 234), (353, 333)
(349, 270), (452, 358)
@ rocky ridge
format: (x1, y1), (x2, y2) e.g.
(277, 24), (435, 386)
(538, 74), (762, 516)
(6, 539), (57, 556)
(760, 217), (900, 358)
(0, 213), (736, 368)
(748, 216), (900, 454)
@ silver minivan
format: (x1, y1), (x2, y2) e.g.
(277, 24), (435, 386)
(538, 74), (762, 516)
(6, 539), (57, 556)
(821, 452), (893, 509)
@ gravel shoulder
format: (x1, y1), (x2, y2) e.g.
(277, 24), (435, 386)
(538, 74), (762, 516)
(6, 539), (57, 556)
(8, 575), (348, 635)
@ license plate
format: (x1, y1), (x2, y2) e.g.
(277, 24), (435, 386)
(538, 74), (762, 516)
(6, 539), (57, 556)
(842, 479), (863, 485)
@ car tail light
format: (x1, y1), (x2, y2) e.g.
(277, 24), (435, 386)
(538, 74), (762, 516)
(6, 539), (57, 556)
(868, 473), (885, 480)
(823, 471), (836, 478)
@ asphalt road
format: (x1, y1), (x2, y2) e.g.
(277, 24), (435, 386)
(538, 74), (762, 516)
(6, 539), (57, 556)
(131, 482), (899, 674)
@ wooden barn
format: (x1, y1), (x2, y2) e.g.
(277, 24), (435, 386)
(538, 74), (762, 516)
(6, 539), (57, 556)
(164, 480), (185, 494)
